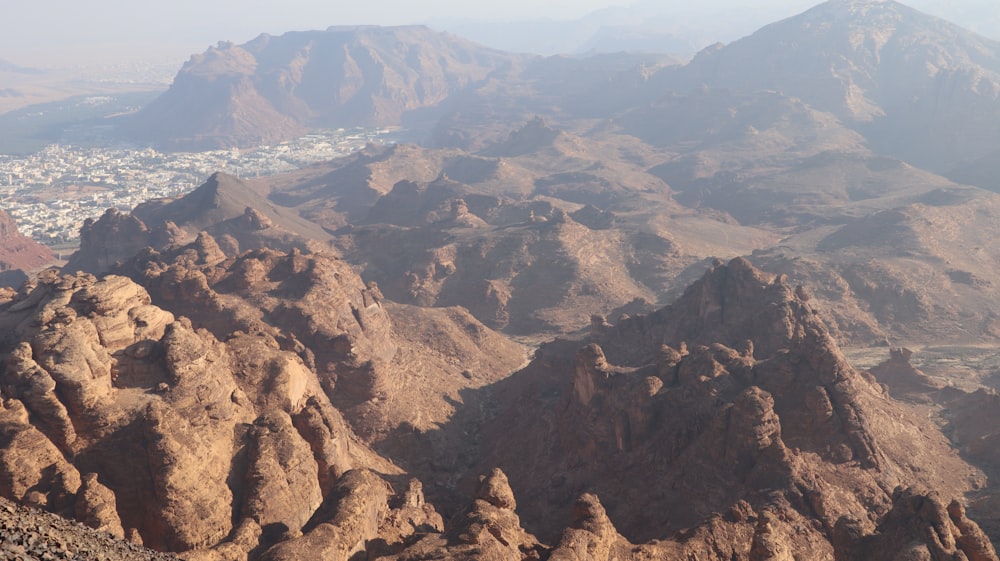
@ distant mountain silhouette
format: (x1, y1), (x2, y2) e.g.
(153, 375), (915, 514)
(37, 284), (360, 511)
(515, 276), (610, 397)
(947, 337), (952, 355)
(0, 58), (43, 74)
(124, 26), (522, 150)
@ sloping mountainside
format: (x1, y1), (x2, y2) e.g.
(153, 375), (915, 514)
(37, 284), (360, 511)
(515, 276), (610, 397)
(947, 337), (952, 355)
(64, 172), (333, 275)
(68, 112), (1000, 345)
(262, 122), (779, 336)
(658, 0), (1000, 177)
(100, 3), (1000, 343)
(447, 259), (986, 548)
(750, 188), (1000, 345)
(0, 256), (994, 560)
(122, 26), (522, 150)
(0, 208), (55, 288)
(0, 233), (524, 555)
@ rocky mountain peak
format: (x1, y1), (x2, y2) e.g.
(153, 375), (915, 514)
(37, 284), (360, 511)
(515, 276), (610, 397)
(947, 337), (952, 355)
(125, 26), (523, 150)
(460, 257), (980, 547)
(484, 117), (563, 157)
(666, 0), (1000, 169)
(810, 0), (901, 17)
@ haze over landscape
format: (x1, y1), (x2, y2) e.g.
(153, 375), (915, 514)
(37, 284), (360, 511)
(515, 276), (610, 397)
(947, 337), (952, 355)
(4, 0), (1000, 65)
(6, 1), (1000, 560)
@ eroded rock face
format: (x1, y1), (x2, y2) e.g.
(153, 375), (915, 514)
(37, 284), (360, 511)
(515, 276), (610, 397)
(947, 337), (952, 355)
(0, 399), (80, 515)
(0, 208), (55, 286)
(0, 249), (993, 561)
(118, 238), (526, 442)
(63, 174), (332, 277)
(450, 468), (540, 556)
(446, 258), (984, 556)
(242, 410), (323, 538)
(75, 472), (125, 539)
(835, 488), (999, 561)
(259, 469), (393, 561)
(0, 270), (401, 555)
(65, 208), (152, 275)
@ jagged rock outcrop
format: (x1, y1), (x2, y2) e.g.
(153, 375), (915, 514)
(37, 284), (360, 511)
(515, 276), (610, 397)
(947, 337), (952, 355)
(450, 469), (542, 558)
(868, 346), (945, 400)
(548, 494), (630, 561)
(75, 472), (125, 539)
(0, 232), (533, 558)
(0, 399), (80, 515)
(1, 242), (994, 561)
(373, 468), (541, 561)
(242, 410), (323, 538)
(118, 238), (526, 442)
(0, 269), (403, 555)
(0, 208), (55, 286)
(834, 488), (999, 561)
(344, 190), (676, 335)
(261, 469), (441, 561)
(131, 172), (330, 245)
(64, 173), (331, 275)
(65, 208), (151, 275)
(441, 258), (985, 558)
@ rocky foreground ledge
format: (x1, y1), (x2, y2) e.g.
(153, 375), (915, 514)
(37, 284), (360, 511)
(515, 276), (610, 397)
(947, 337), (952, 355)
(0, 496), (179, 561)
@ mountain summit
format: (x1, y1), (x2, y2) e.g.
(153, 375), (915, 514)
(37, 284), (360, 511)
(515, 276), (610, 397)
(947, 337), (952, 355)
(124, 26), (522, 150)
(664, 0), (1000, 172)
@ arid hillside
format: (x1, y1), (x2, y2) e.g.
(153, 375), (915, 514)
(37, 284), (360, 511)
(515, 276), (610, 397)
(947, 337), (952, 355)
(0, 207), (55, 287)
(122, 26), (523, 150)
(6, 0), (1000, 560)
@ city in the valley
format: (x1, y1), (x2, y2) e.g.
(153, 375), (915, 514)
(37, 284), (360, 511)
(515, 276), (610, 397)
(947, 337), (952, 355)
(0, 127), (396, 244)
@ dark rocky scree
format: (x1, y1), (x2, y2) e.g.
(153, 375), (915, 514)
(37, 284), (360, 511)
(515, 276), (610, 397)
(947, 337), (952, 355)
(0, 496), (179, 561)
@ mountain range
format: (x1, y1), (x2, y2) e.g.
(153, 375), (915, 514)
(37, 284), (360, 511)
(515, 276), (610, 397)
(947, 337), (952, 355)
(63, 0), (1000, 348)
(7, 1), (1000, 560)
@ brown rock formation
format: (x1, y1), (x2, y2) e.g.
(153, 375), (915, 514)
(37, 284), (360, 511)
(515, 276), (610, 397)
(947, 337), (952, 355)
(343, 193), (675, 335)
(834, 488), (999, 561)
(0, 269), (402, 555)
(242, 410), (323, 538)
(119, 238), (525, 442)
(450, 468), (541, 558)
(75, 472), (125, 539)
(0, 208), (55, 286)
(445, 258), (984, 556)
(64, 173), (330, 276)
(0, 399), (80, 515)
(259, 469), (393, 561)
(0, 241), (994, 561)
(373, 468), (541, 561)
(868, 346), (946, 400)
(65, 208), (151, 275)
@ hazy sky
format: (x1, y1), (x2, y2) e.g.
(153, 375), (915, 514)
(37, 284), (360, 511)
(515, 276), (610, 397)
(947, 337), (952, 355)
(2, 0), (997, 67)
(3, 0), (631, 65)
